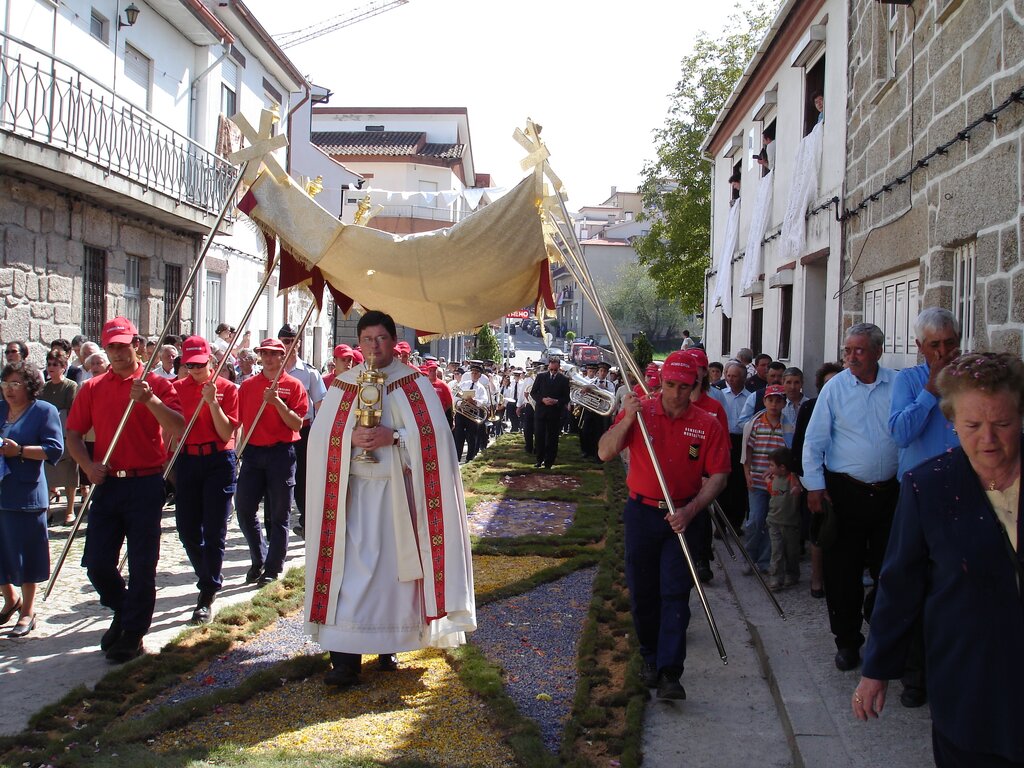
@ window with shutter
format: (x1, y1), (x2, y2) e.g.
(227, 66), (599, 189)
(123, 43), (152, 111)
(83, 247), (107, 341)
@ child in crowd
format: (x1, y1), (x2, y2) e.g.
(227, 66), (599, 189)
(766, 446), (802, 591)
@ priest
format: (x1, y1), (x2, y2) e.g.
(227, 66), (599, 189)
(303, 310), (476, 688)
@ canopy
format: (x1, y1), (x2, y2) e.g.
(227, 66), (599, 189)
(238, 173), (552, 334)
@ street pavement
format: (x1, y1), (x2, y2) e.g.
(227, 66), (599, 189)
(646, 535), (933, 768)
(0, 501), (305, 736)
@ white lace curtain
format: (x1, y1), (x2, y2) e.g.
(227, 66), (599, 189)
(779, 122), (824, 263)
(740, 170), (774, 294)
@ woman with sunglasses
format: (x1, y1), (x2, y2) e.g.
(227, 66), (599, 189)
(172, 337), (240, 624)
(39, 351), (79, 525)
(0, 361), (63, 637)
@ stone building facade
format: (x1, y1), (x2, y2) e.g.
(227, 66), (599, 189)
(0, 174), (197, 361)
(844, 0), (1024, 357)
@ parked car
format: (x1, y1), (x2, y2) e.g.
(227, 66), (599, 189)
(494, 332), (516, 358)
(576, 346), (603, 365)
(540, 346), (564, 363)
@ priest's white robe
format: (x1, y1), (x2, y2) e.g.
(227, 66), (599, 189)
(303, 358), (475, 653)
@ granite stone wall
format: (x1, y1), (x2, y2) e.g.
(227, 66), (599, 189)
(0, 174), (199, 360)
(844, 0), (1024, 353)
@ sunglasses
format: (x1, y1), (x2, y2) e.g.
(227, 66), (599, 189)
(184, 362), (207, 369)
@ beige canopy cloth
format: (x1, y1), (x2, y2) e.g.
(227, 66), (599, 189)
(237, 172), (553, 334)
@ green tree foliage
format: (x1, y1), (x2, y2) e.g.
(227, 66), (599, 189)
(605, 261), (689, 340)
(635, 1), (775, 312)
(476, 325), (501, 363)
(632, 332), (654, 370)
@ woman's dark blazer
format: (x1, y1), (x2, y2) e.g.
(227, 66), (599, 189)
(863, 438), (1024, 761)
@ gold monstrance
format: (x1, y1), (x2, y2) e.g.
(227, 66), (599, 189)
(353, 352), (386, 463)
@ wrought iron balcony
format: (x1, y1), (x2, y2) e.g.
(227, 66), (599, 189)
(0, 35), (236, 216)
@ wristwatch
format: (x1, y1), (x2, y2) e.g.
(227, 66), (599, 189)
(392, 430), (402, 447)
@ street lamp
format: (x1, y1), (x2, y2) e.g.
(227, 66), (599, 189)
(118, 3), (140, 30)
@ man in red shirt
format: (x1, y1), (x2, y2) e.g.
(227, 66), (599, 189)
(173, 336), (240, 624)
(420, 360), (453, 426)
(599, 350), (730, 700)
(66, 317), (184, 663)
(235, 338), (308, 585)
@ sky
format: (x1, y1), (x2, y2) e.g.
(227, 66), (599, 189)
(243, 0), (742, 207)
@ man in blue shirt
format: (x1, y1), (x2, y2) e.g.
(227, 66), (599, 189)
(885, 308), (960, 709)
(802, 323), (899, 673)
(889, 308), (960, 480)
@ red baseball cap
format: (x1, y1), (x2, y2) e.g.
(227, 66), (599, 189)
(181, 336), (211, 365)
(333, 344), (354, 359)
(682, 348), (709, 369)
(764, 384), (786, 399)
(351, 349), (365, 364)
(255, 338), (286, 354)
(395, 341), (412, 354)
(660, 351), (698, 385)
(419, 361), (439, 373)
(101, 317), (138, 347)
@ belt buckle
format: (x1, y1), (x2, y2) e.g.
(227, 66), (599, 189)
(114, 470), (128, 478)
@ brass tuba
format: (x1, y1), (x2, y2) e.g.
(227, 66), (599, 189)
(454, 389), (487, 424)
(569, 373), (616, 417)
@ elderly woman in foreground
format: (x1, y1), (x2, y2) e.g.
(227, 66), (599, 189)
(852, 352), (1024, 767)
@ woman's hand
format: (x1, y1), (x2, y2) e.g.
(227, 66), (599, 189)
(1, 438), (18, 458)
(852, 677), (888, 720)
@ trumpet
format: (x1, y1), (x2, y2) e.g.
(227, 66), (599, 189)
(569, 373), (616, 417)
(454, 390), (488, 424)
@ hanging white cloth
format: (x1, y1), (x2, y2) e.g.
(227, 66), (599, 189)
(711, 201), (741, 318)
(463, 188), (486, 210)
(779, 122), (823, 263)
(741, 170), (774, 294)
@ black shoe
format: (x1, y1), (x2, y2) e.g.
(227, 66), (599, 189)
(292, 525), (305, 539)
(324, 665), (360, 688)
(8, 615), (35, 638)
(697, 560), (714, 583)
(641, 661), (659, 688)
(106, 633), (144, 663)
(100, 613), (122, 652)
(377, 653), (398, 672)
(257, 572), (279, 586)
(656, 674), (687, 700)
(533, 462), (543, 468)
(244, 565), (263, 584)
(900, 686), (927, 708)
(189, 591), (216, 625)
(834, 647), (861, 671)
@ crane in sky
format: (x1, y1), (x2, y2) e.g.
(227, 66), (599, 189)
(276, 0), (410, 50)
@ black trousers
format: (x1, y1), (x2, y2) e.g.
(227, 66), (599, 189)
(822, 470), (899, 652)
(453, 413), (479, 461)
(717, 433), (747, 532)
(293, 422), (312, 529)
(521, 405), (535, 453)
(534, 412), (561, 467)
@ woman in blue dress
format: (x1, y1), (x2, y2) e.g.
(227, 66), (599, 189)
(0, 360), (64, 638)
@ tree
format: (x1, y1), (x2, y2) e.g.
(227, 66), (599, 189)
(632, 332), (654, 370)
(634, 1), (775, 313)
(476, 325), (500, 362)
(605, 261), (689, 340)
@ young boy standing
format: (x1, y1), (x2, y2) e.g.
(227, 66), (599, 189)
(766, 446), (802, 591)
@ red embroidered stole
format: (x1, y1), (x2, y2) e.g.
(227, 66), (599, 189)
(397, 377), (448, 621)
(309, 380), (358, 624)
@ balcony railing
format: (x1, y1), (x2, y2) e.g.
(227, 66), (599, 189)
(376, 204), (463, 224)
(0, 35), (236, 216)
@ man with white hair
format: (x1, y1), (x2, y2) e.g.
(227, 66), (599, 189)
(153, 345), (178, 380)
(889, 307), (961, 480)
(885, 307), (961, 708)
